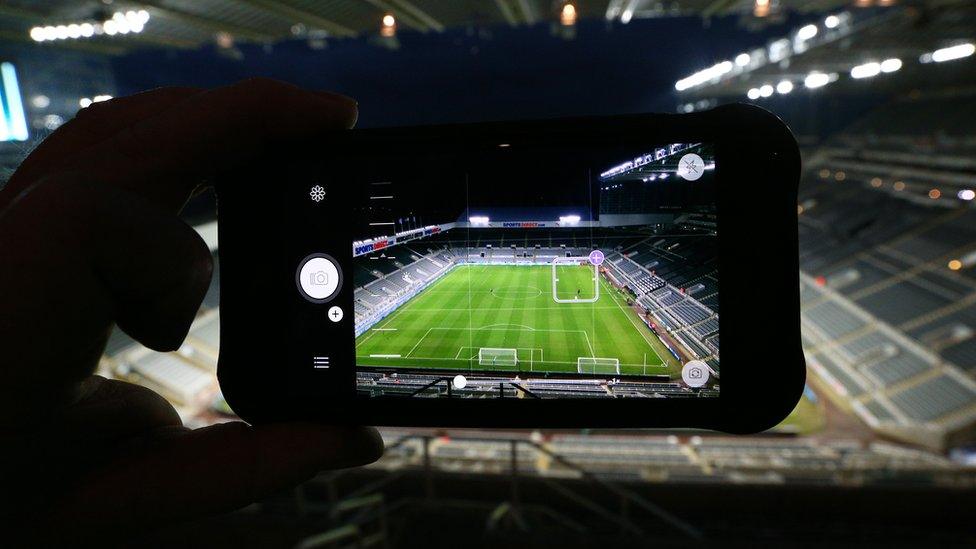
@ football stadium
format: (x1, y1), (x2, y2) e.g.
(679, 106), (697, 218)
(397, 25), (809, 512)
(3, 0), (976, 545)
(350, 142), (718, 399)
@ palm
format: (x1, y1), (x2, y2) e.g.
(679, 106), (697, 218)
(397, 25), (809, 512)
(0, 80), (382, 542)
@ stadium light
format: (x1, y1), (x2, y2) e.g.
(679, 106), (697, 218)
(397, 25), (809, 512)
(746, 87), (761, 100)
(754, 0), (770, 17)
(922, 43), (975, 63)
(796, 24), (818, 41)
(79, 95), (112, 108)
(824, 15), (840, 29)
(735, 53), (751, 66)
(31, 10), (149, 42)
(0, 63), (29, 142)
(851, 62), (881, 79)
(469, 216), (490, 226)
(880, 58), (902, 72)
(559, 215), (581, 225)
(674, 61), (733, 92)
(804, 72), (831, 89)
(560, 3), (578, 26)
(759, 84), (774, 97)
(776, 80), (794, 94)
(381, 14), (396, 37)
(620, 3), (635, 24)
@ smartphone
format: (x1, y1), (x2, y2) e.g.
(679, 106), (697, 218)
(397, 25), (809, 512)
(215, 103), (804, 432)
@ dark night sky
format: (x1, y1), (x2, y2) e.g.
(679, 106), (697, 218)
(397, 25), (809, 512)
(112, 16), (805, 128)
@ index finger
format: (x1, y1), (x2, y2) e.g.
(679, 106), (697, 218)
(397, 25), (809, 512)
(53, 78), (358, 212)
(2, 86), (204, 208)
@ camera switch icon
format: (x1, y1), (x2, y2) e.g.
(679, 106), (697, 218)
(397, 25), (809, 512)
(297, 253), (342, 303)
(681, 360), (710, 388)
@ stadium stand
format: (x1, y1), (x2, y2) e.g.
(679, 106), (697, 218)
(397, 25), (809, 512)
(367, 429), (972, 487)
(600, 240), (721, 364)
(799, 90), (976, 450)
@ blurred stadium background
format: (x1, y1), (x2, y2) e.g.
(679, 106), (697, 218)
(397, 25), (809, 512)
(2, 0), (976, 545)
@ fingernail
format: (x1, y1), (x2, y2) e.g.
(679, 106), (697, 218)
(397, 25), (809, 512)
(313, 91), (358, 128)
(315, 90), (358, 109)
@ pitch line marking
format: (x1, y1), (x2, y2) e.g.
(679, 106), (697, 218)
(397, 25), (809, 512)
(404, 306), (622, 314)
(355, 297), (413, 348)
(373, 328), (397, 332)
(404, 327), (434, 358)
(479, 323), (535, 331)
(604, 279), (664, 362)
(424, 326), (589, 334)
(453, 346), (546, 365)
(610, 280), (660, 348)
(488, 286), (543, 300)
(582, 330), (595, 357)
(399, 327), (597, 364)
(369, 354), (401, 358)
(355, 354), (660, 368)
(355, 272), (452, 348)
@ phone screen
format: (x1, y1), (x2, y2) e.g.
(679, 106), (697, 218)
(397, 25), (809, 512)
(303, 141), (718, 399)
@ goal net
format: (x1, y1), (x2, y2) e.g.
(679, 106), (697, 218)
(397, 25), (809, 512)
(479, 348), (518, 368)
(577, 357), (620, 375)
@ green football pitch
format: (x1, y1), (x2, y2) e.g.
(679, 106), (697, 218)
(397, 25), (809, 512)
(355, 265), (679, 377)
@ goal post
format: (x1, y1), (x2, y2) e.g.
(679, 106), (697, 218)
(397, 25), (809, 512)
(479, 348), (518, 368)
(577, 357), (620, 375)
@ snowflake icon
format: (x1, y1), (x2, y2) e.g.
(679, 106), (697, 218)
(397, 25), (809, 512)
(309, 185), (326, 202)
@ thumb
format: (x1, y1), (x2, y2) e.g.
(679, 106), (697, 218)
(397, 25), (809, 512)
(0, 175), (212, 421)
(43, 422), (383, 541)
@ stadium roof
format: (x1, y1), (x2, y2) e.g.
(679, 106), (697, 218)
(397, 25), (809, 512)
(1, 0), (862, 55)
(673, 2), (976, 106)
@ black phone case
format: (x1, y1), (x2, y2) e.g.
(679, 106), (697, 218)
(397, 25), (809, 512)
(215, 103), (804, 433)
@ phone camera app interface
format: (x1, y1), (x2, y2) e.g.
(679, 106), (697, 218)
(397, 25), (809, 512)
(341, 141), (718, 400)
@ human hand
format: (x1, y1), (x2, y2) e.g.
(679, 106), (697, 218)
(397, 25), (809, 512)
(0, 79), (383, 542)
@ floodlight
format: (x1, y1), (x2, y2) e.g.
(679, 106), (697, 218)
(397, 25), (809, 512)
(930, 43), (975, 63)
(851, 62), (881, 79)
(804, 72), (830, 89)
(796, 24), (818, 41)
(880, 58), (902, 72)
